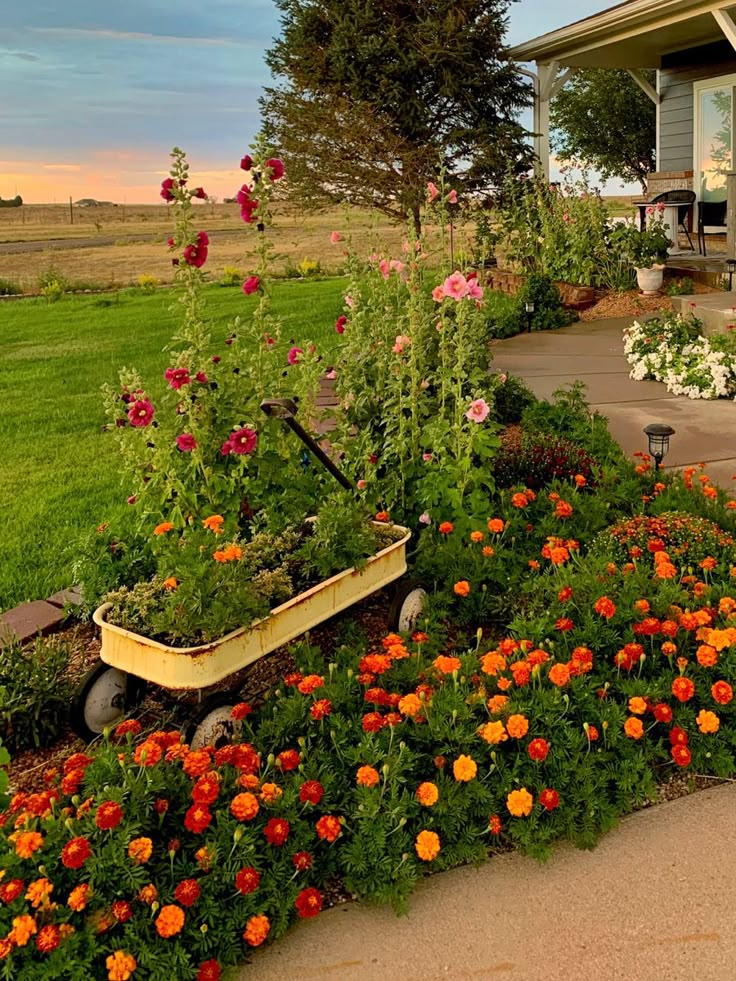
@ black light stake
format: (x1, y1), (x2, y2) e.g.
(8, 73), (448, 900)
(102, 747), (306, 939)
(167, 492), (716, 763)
(643, 423), (675, 470)
(726, 258), (736, 290)
(260, 397), (353, 491)
(525, 300), (535, 333)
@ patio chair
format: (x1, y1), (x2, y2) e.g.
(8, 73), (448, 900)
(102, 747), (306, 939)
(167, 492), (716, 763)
(697, 200), (727, 257)
(651, 189), (696, 252)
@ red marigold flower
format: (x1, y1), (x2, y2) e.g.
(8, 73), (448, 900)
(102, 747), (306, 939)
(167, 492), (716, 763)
(174, 879), (200, 907)
(112, 900), (133, 923)
(197, 960), (222, 981)
(297, 674), (325, 695)
(653, 703), (673, 724)
(614, 643), (644, 671)
(154, 798), (169, 815)
(555, 617), (574, 632)
(712, 681), (733, 705)
(233, 743), (260, 774)
(362, 712), (385, 733)
(64, 752), (94, 775)
(35, 923), (60, 954)
(231, 702), (252, 720)
(184, 804), (212, 834)
(264, 818), (290, 846)
(295, 887), (323, 919)
(586, 725), (599, 742)
(316, 815), (341, 842)
(277, 749), (300, 771)
(235, 867), (261, 895)
(298, 780), (324, 805)
(61, 837), (91, 870)
(594, 596), (616, 619)
(114, 719), (142, 739)
(539, 788), (560, 811)
(557, 586), (573, 602)
(292, 851), (313, 871)
(438, 521), (454, 534)
(528, 738), (549, 762)
(488, 814), (502, 835)
(0, 879), (24, 903)
(192, 773), (220, 806)
(669, 726), (689, 746)
(95, 801), (123, 831)
(671, 744), (692, 767)
(134, 740), (162, 767)
(672, 677), (695, 703)
(310, 698), (332, 721)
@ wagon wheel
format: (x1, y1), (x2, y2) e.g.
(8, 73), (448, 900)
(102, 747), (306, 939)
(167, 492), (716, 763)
(186, 692), (243, 751)
(69, 661), (147, 742)
(388, 580), (428, 633)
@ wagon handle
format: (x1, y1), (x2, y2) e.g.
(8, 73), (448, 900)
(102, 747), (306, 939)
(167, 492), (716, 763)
(260, 398), (353, 491)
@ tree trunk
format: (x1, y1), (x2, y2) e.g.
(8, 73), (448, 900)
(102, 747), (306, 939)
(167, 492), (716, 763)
(412, 204), (422, 238)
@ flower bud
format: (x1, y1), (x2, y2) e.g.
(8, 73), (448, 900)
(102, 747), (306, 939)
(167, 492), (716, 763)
(233, 828), (243, 843)
(151, 901), (159, 913)
(346, 668), (354, 680)
(397, 817), (407, 827)
(382, 764), (390, 777)
(201, 924), (208, 934)
(266, 753), (275, 767)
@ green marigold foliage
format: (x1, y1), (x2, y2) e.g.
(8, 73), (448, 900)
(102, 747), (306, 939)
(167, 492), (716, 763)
(493, 429), (599, 490)
(593, 511), (735, 567)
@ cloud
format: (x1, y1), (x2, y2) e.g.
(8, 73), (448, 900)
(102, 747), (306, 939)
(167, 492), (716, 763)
(8, 51), (40, 62)
(43, 164), (81, 172)
(31, 27), (256, 48)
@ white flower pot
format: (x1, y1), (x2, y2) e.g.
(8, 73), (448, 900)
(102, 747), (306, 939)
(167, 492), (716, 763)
(635, 265), (665, 295)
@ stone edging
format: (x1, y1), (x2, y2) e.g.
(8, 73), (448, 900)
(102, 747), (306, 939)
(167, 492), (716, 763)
(0, 588), (82, 648)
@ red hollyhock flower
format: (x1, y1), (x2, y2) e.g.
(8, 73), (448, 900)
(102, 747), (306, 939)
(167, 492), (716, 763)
(182, 231), (209, 268)
(174, 879), (201, 907)
(316, 815), (341, 842)
(184, 804), (213, 834)
(292, 851), (313, 871)
(671, 744), (692, 767)
(669, 726), (689, 746)
(194, 187), (207, 199)
(295, 887), (323, 919)
(265, 158), (285, 181)
(235, 867), (260, 895)
(95, 801), (123, 831)
(264, 818), (290, 846)
(61, 837), (91, 869)
(277, 749), (300, 771)
(539, 788), (560, 811)
(335, 315), (348, 334)
(310, 699), (332, 721)
(653, 703), (673, 724)
(242, 276), (260, 295)
(298, 780), (324, 805)
(527, 738), (549, 762)
(197, 961), (222, 981)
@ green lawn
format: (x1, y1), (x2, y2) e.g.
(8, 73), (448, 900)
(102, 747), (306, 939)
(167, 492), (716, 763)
(0, 279), (347, 612)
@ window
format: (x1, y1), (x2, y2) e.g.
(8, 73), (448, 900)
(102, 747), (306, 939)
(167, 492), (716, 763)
(694, 76), (735, 203)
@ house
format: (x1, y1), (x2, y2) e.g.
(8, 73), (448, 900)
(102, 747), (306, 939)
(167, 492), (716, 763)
(510, 0), (736, 254)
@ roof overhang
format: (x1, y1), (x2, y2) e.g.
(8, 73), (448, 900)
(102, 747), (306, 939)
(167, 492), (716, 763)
(510, 0), (736, 68)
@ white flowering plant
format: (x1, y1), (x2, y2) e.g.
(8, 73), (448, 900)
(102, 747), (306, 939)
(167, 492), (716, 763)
(624, 313), (736, 400)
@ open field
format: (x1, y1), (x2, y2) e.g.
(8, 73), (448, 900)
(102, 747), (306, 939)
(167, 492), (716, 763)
(0, 279), (346, 612)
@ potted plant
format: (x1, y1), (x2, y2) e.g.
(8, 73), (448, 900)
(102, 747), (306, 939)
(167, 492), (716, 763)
(609, 205), (672, 294)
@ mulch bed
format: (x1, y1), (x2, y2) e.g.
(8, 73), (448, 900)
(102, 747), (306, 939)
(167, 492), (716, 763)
(579, 281), (716, 322)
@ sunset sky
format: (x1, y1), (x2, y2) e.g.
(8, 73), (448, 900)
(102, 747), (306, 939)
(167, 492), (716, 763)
(1, 0), (616, 204)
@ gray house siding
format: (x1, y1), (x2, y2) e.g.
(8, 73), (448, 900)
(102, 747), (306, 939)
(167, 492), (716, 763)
(659, 41), (736, 172)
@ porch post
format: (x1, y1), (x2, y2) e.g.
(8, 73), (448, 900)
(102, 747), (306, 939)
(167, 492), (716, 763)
(727, 172), (736, 259)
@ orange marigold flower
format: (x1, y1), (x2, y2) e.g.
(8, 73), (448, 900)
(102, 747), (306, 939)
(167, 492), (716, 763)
(11, 831), (44, 859)
(634, 599), (650, 614)
(356, 766), (380, 788)
(138, 884), (158, 904)
(297, 674), (325, 695)
(453, 580), (470, 597)
(8, 914), (37, 947)
(375, 510), (390, 523)
(155, 904), (185, 938)
(398, 693), (422, 716)
(202, 514), (224, 533)
(696, 710), (720, 734)
(480, 720), (507, 745)
(244, 913), (270, 947)
(624, 717), (644, 740)
(497, 676), (512, 691)
(700, 556), (717, 571)
(231, 793), (259, 822)
(549, 546), (569, 565)
(480, 651), (507, 675)
(696, 644), (718, 667)
(452, 755), (477, 782)
(415, 830), (441, 861)
(672, 677), (695, 703)
(548, 663), (571, 687)
(482, 545), (495, 557)
(506, 714), (529, 738)
(416, 782), (439, 807)
(106, 950), (137, 981)
(153, 521), (174, 535)
(438, 521), (454, 534)
(511, 493), (528, 508)
(487, 694), (509, 715)
(316, 815), (341, 842)
(628, 696), (647, 715)
(133, 740), (162, 767)
(487, 518), (505, 533)
(128, 837), (153, 864)
(96, 801), (124, 830)
(258, 783), (282, 805)
(433, 654), (462, 674)
(26, 878), (53, 909)
(661, 641), (677, 656)
(0, 939), (12, 960)
(35, 923), (60, 954)
(162, 576), (178, 590)
(509, 661), (531, 687)
(470, 530), (484, 542)
(506, 788), (533, 818)
(712, 681), (733, 705)
(594, 596), (616, 619)
(574, 474), (587, 487)
(719, 597), (736, 615)
(67, 883), (89, 912)
(555, 500), (573, 519)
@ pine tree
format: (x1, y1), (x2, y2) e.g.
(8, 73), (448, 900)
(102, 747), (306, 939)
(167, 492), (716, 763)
(261, 0), (532, 231)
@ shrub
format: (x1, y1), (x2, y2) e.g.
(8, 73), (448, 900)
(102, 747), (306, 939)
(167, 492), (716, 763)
(72, 521), (156, 615)
(493, 428), (599, 490)
(37, 269), (68, 291)
(136, 274), (160, 293)
(218, 265), (242, 287)
(0, 278), (22, 296)
(591, 511), (735, 568)
(40, 280), (64, 303)
(665, 276), (695, 297)
(490, 275), (576, 337)
(491, 373), (537, 424)
(298, 258), (321, 278)
(0, 635), (73, 751)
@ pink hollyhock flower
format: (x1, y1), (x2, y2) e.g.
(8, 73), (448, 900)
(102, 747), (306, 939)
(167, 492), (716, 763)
(193, 187), (207, 200)
(176, 433), (197, 452)
(419, 512), (431, 524)
(195, 371), (208, 384)
(345, 295), (355, 308)
(127, 399), (154, 427)
(357, 479), (367, 490)
(646, 206), (654, 216)
(335, 315), (347, 334)
(432, 285), (445, 303)
(330, 231), (341, 244)
(656, 201), (665, 212)
(182, 231), (209, 268)
(467, 282), (484, 301)
(288, 347), (304, 365)
(242, 276), (260, 295)
(389, 259), (405, 273)
(220, 440), (232, 455)
(228, 427), (258, 455)
(325, 368), (337, 380)
(392, 334), (411, 354)
(167, 236), (175, 248)
(427, 182), (440, 203)
(368, 252), (379, 263)
(264, 334), (275, 346)
(447, 189), (458, 204)
(127, 495), (136, 505)
(442, 272), (469, 300)
(164, 367), (191, 390)
(466, 398), (490, 423)
(265, 158), (285, 181)
(240, 154), (253, 171)
(237, 185), (259, 223)
(420, 379), (429, 389)
(562, 213), (570, 223)
(379, 259), (391, 280)
(422, 453), (433, 462)
(436, 321), (443, 332)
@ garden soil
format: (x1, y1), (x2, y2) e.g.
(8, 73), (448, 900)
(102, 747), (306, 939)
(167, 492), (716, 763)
(245, 783), (736, 981)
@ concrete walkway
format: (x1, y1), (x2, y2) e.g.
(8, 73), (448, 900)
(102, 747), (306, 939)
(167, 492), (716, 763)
(489, 316), (736, 490)
(244, 784), (736, 981)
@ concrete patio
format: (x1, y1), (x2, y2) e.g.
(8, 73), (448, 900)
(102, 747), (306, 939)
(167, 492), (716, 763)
(489, 316), (736, 490)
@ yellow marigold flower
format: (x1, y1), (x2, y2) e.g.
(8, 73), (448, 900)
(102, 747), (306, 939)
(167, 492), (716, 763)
(479, 720), (507, 745)
(624, 717), (644, 740)
(505, 714), (529, 739)
(452, 754), (477, 782)
(628, 696), (647, 715)
(415, 829), (441, 861)
(106, 950), (137, 981)
(506, 788), (533, 818)
(416, 782), (439, 807)
(398, 693), (422, 716)
(128, 837), (153, 864)
(696, 710), (720, 734)
(356, 766), (380, 788)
